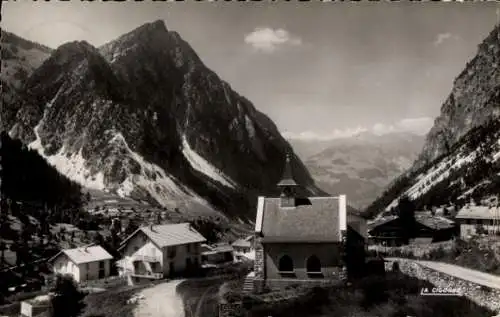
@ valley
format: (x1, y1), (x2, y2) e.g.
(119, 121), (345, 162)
(1, 3), (500, 317)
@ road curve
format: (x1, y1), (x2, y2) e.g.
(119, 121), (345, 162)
(134, 279), (185, 317)
(386, 257), (500, 290)
(176, 275), (231, 317)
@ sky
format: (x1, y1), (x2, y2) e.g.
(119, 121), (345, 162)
(3, 1), (499, 140)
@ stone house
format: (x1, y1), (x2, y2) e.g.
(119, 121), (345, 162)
(252, 154), (367, 292)
(116, 223), (206, 284)
(48, 245), (113, 283)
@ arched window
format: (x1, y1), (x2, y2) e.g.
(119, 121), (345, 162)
(306, 255), (321, 273)
(278, 255), (294, 272)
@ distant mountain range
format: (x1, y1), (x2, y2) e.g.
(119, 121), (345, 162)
(289, 132), (425, 210)
(1, 22), (323, 222)
(365, 24), (500, 218)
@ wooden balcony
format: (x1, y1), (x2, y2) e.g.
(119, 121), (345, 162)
(132, 255), (161, 263)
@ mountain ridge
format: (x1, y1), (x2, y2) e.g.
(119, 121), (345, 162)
(1, 30), (53, 132)
(4, 21), (324, 221)
(289, 131), (425, 209)
(365, 23), (500, 218)
(414, 24), (500, 171)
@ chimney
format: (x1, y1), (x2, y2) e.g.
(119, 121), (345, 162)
(339, 194), (347, 232)
(149, 224), (154, 231)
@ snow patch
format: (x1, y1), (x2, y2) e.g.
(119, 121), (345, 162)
(28, 124), (106, 191)
(492, 139), (500, 161)
(245, 115), (256, 139)
(386, 150), (478, 210)
(181, 134), (237, 189)
(109, 132), (211, 208)
(7, 126), (16, 138)
(222, 84), (232, 105)
(110, 133), (190, 198)
(116, 178), (134, 197)
(110, 44), (137, 63)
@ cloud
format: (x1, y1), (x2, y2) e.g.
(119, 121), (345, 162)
(281, 126), (368, 141)
(283, 117), (434, 141)
(395, 117), (434, 135)
(244, 27), (302, 53)
(433, 32), (459, 46)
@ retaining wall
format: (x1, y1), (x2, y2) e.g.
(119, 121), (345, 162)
(385, 259), (500, 314)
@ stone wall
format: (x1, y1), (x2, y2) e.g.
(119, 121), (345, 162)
(253, 238), (265, 293)
(219, 302), (246, 317)
(265, 277), (345, 291)
(385, 259), (500, 314)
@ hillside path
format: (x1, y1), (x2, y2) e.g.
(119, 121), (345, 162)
(386, 257), (500, 290)
(134, 279), (185, 317)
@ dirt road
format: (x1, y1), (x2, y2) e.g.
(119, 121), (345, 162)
(176, 276), (233, 317)
(417, 260), (500, 290)
(134, 280), (185, 317)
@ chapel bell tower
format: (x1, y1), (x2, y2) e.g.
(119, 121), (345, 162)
(277, 152), (299, 208)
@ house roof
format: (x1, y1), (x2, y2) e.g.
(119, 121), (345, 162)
(49, 245), (113, 265)
(367, 215), (399, 231)
(202, 243), (233, 255)
(415, 214), (456, 230)
(232, 238), (252, 248)
(257, 196), (342, 242)
(368, 214), (455, 232)
(456, 205), (500, 220)
(119, 223), (206, 250)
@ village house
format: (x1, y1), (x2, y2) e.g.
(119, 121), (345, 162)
(201, 243), (235, 268)
(232, 235), (254, 254)
(367, 214), (458, 246)
(48, 245), (113, 283)
(251, 154), (367, 292)
(455, 203), (500, 238)
(116, 222), (206, 284)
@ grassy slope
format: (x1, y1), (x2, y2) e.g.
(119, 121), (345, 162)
(80, 285), (148, 317)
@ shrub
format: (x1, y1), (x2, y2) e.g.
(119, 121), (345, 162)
(225, 291), (242, 303)
(51, 274), (85, 317)
(358, 275), (389, 308)
(392, 261), (400, 272)
(428, 246), (447, 260)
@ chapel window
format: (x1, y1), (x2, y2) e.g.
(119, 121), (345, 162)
(278, 255), (294, 272)
(306, 255), (322, 274)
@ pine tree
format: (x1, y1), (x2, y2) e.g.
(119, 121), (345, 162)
(0, 241), (6, 266)
(397, 195), (417, 244)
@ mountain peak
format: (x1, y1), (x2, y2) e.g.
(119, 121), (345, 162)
(56, 40), (95, 53)
(132, 19), (168, 36)
(150, 19), (168, 30)
(1, 29), (53, 53)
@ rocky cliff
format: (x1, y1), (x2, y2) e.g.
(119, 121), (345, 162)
(365, 24), (500, 218)
(1, 30), (52, 131)
(415, 25), (500, 170)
